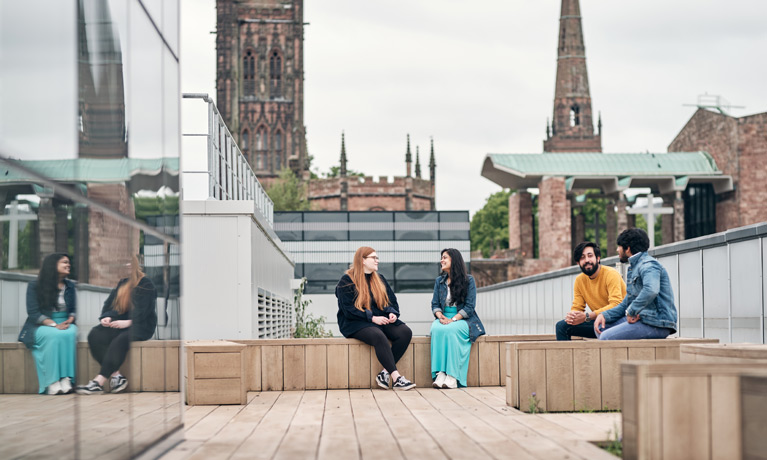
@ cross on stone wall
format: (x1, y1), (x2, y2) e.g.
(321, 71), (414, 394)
(627, 193), (673, 248)
(0, 200), (38, 269)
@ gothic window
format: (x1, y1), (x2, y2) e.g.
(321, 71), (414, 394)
(684, 184), (716, 239)
(569, 105), (580, 127)
(241, 129), (249, 152)
(269, 49), (282, 98)
(256, 126), (267, 151)
(243, 49), (256, 95)
(274, 130), (283, 168)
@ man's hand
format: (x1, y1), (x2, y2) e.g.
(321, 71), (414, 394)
(372, 316), (390, 326)
(626, 314), (640, 324)
(593, 313), (606, 335)
(565, 310), (587, 325)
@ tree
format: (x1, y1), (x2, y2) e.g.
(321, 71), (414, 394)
(470, 190), (513, 258)
(266, 168), (311, 211)
(325, 166), (365, 178)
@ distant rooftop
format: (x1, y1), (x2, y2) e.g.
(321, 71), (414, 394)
(481, 152), (733, 194)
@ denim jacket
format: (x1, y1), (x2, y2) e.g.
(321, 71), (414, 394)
(18, 279), (77, 348)
(431, 273), (486, 342)
(601, 252), (678, 333)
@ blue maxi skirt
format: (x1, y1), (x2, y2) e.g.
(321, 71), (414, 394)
(31, 311), (77, 393)
(430, 306), (471, 387)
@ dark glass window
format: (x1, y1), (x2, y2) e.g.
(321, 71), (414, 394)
(243, 49), (255, 95)
(274, 212), (302, 241)
(395, 263), (439, 280)
(395, 212), (438, 240)
(350, 212), (394, 240)
(439, 211), (470, 240)
(269, 49), (282, 98)
(684, 184), (716, 239)
(303, 263), (348, 281)
(304, 212), (347, 241)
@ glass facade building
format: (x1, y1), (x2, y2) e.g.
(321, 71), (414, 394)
(274, 211), (471, 294)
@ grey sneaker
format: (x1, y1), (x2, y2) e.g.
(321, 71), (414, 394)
(393, 376), (416, 391)
(75, 380), (104, 395)
(110, 374), (128, 393)
(375, 370), (390, 389)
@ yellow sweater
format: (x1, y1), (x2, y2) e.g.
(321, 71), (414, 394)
(570, 265), (626, 315)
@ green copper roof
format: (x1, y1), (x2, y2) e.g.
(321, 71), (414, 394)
(486, 152), (719, 176)
(0, 158), (179, 183)
(481, 151), (733, 194)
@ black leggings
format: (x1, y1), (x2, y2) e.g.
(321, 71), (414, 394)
(350, 323), (412, 374)
(87, 325), (131, 378)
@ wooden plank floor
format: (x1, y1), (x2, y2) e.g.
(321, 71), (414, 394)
(163, 387), (621, 460)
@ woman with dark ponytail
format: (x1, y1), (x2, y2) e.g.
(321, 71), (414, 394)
(18, 253), (78, 394)
(77, 256), (157, 394)
(430, 248), (485, 389)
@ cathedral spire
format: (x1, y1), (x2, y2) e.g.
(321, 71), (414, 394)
(429, 138), (436, 210)
(542, 0), (602, 153)
(339, 131), (347, 177)
(405, 134), (412, 177)
(415, 146), (422, 179)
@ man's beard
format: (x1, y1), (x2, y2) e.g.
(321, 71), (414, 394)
(619, 254), (629, 263)
(580, 261), (599, 276)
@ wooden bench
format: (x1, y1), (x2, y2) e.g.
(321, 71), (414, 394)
(0, 341), (180, 394)
(222, 334), (554, 391)
(680, 342), (767, 364)
(185, 340), (246, 405)
(505, 338), (719, 412)
(621, 361), (767, 460)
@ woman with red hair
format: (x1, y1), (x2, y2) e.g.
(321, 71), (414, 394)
(336, 247), (415, 390)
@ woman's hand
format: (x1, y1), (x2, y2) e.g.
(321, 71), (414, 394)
(388, 313), (397, 322)
(371, 316), (390, 326)
(100, 317), (112, 327)
(438, 316), (453, 325)
(110, 319), (132, 329)
(55, 322), (69, 330)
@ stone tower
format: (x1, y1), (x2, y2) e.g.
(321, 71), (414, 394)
(216, 0), (307, 179)
(543, 0), (602, 153)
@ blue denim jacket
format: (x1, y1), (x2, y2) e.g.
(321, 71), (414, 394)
(18, 279), (77, 349)
(601, 252), (678, 333)
(431, 273), (486, 342)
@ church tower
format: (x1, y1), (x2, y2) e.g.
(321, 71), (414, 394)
(216, 0), (307, 179)
(543, 0), (602, 153)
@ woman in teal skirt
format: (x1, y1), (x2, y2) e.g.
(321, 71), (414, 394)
(18, 253), (78, 394)
(430, 248), (485, 389)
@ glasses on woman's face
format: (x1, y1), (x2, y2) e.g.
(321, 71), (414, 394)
(365, 256), (380, 261)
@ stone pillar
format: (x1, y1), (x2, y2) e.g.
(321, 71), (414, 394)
(572, 208), (585, 247)
(339, 178), (348, 211)
(509, 191), (533, 258)
(616, 193), (629, 236)
(537, 177), (571, 269)
(55, 204), (68, 253)
(37, 191), (56, 263)
(674, 191), (685, 242)
(73, 205), (89, 282)
(0, 191), (6, 267)
(87, 183), (139, 287)
(605, 198), (616, 257)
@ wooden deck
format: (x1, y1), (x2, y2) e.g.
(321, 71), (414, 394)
(163, 387), (621, 460)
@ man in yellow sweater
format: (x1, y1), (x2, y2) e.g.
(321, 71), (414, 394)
(555, 242), (626, 340)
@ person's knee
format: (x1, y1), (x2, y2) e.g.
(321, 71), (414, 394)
(555, 319), (569, 340)
(399, 325), (412, 342)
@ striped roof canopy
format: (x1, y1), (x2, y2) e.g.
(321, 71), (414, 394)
(481, 152), (733, 194)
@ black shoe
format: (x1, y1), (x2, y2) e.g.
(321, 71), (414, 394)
(76, 380), (104, 395)
(375, 370), (390, 389)
(110, 374), (128, 393)
(393, 376), (416, 391)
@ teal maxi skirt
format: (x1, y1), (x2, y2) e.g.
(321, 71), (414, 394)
(31, 311), (77, 393)
(430, 306), (471, 387)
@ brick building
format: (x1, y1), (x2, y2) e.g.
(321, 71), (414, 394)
(308, 134), (436, 211)
(216, 0), (308, 179)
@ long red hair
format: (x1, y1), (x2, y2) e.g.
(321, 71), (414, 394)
(346, 246), (389, 311)
(113, 255), (146, 314)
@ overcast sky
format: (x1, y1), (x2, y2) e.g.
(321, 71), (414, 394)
(181, 0), (767, 216)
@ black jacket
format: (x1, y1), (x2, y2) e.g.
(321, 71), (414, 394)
(335, 273), (404, 337)
(99, 276), (158, 341)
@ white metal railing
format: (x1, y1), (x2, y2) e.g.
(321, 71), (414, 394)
(182, 93), (274, 225)
(476, 222), (767, 344)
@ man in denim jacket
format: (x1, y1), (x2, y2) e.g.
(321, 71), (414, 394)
(593, 228), (678, 340)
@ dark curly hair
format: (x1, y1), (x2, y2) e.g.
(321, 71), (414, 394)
(573, 241), (601, 264)
(442, 248), (469, 306)
(36, 253), (70, 309)
(616, 228), (650, 255)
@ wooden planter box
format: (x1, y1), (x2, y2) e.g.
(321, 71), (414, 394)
(621, 361), (767, 460)
(185, 340), (246, 405)
(227, 334), (555, 391)
(0, 340), (180, 394)
(681, 343), (767, 364)
(506, 338), (718, 412)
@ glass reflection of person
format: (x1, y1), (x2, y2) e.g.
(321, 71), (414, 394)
(336, 247), (416, 390)
(77, 256), (157, 394)
(18, 253), (78, 395)
(430, 249), (485, 389)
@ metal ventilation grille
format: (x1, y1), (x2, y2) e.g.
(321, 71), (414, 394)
(257, 288), (292, 338)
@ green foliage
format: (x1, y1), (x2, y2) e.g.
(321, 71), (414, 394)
(133, 195), (180, 221)
(325, 166), (365, 178)
(603, 423), (623, 457)
(293, 277), (332, 338)
(266, 168), (311, 211)
(470, 190), (513, 258)
(634, 214), (663, 247)
(573, 191), (610, 251)
(528, 392), (543, 414)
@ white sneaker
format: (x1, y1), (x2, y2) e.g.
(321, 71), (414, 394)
(59, 377), (73, 394)
(442, 375), (458, 389)
(433, 372), (447, 388)
(47, 381), (63, 395)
